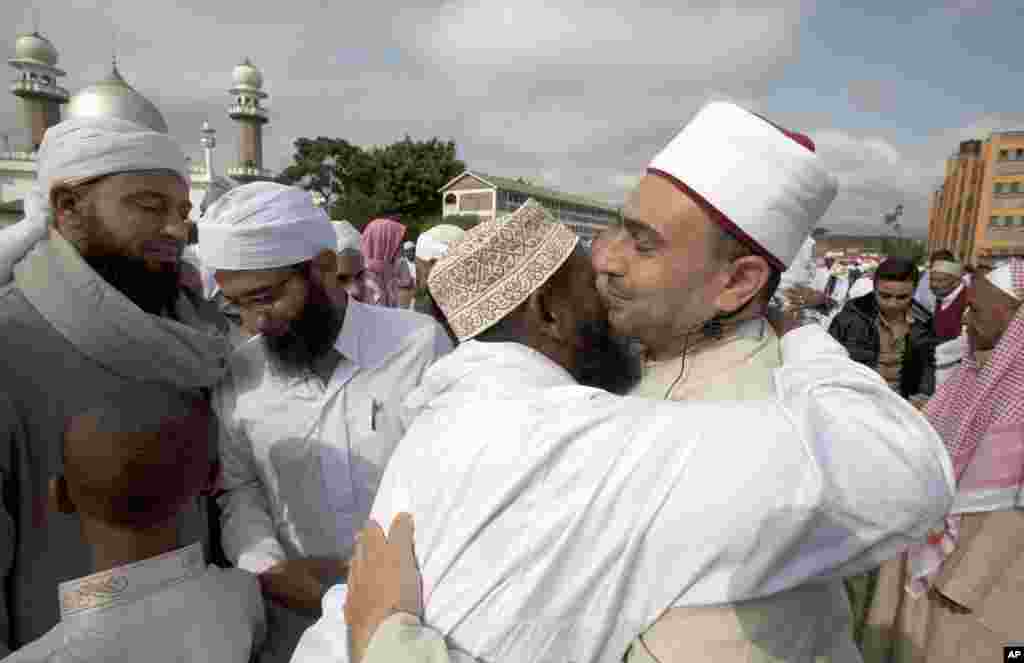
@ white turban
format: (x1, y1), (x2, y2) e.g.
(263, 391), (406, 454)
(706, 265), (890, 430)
(0, 117), (188, 284)
(416, 224), (466, 261)
(985, 259), (1023, 301)
(197, 182), (336, 271)
(931, 260), (963, 277)
(332, 220), (363, 255)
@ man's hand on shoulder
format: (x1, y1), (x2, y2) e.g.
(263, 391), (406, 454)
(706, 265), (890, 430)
(345, 513), (423, 663)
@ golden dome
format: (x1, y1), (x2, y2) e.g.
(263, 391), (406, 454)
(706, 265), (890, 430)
(12, 32), (58, 67)
(66, 64), (169, 133)
(231, 58), (263, 90)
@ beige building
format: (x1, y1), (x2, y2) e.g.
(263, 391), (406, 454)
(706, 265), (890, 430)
(439, 171), (619, 241)
(1, 31), (275, 228)
(927, 133), (1024, 265)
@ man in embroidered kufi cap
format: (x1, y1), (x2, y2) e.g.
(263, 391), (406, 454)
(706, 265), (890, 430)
(290, 199), (954, 663)
(863, 258), (1024, 663)
(197, 182), (452, 663)
(0, 117), (230, 655)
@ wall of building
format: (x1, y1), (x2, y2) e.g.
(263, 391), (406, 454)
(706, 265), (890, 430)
(975, 132), (1024, 260)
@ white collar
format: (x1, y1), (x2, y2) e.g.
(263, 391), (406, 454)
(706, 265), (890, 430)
(58, 543), (205, 620)
(333, 297), (415, 370)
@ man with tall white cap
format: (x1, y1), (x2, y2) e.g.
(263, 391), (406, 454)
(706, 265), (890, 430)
(0, 117), (230, 655)
(591, 101), (877, 659)
(198, 182), (452, 663)
(863, 258), (1024, 663)
(290, 198), (954, 663)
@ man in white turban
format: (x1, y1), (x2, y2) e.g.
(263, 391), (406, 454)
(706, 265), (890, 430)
(198, 182), (452, 663)
(290, 199), (953, 663)
(0, 117), (231, 655)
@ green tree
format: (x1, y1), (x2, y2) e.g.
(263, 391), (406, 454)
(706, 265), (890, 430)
(279, 135), (464, 230)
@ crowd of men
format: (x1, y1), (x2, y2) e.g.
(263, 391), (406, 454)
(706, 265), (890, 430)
(0, 101), (1019, 663)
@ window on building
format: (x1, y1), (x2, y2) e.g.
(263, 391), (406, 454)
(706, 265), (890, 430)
(990, 216), (1000, 227)
(995, 182), (1005, 194)
(444, 193), (457, 206)
(1017, 149), (1024, 161)
(1012, 182), (1022, 193)
(1000, 150), (1010, 160)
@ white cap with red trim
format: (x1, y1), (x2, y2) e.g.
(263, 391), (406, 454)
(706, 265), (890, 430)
(648, 101), (839, 271)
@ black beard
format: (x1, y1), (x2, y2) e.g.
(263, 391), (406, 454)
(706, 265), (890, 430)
(86, 255), (182, 317)
(571, 318), (643, 395)
(263, 278), (344, 379)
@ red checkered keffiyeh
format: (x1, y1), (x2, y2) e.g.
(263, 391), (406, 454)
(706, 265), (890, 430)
(907, 258), (1024, 596)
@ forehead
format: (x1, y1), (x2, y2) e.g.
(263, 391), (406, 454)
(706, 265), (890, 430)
(623, 174), (716, 246)
(336, 253), (363, 274)
(95, 171), (189, 200)
(215, 266), (296, 297)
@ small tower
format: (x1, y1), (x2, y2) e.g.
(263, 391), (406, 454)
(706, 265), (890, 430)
(227, 58), (269, 182)
(9, 32), (69, 150)
(200, 121), (217, 179)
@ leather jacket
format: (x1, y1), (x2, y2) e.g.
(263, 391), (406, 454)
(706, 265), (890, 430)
(828, 293), (937, 398)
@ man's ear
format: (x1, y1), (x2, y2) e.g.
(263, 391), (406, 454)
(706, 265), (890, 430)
(714, 255), (771, 315)
(49, 186), (79, 230)
(49, 476), (77, 515)
(310, 249), (339, 287)
(524, 284), (567, 342)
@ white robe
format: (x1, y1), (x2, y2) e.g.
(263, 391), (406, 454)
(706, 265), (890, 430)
(6, 544), (265, 663)
(292, 325), (954, 663)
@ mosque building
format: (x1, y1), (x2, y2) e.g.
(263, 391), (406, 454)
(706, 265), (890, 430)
(0, 31), (275, 227)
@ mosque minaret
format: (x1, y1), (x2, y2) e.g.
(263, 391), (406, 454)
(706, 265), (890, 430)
(2, 27), (277, 226)
(227, 57), (270, 182)
(8, 32), (68, 150)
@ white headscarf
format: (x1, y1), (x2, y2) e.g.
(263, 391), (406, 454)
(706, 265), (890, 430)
(416, 224), (466, 261)
(197, 182), (336, 271)
(0, 117), (188, 284)
(332, 220), (363, 255)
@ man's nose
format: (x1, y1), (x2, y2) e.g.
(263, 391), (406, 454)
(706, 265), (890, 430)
(592, 229), (625, 276)
(162, 212), (191, 244)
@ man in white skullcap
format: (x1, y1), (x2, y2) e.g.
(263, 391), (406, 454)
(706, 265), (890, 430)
(198, 182), (452, 663)
(7, 394), (266, 663)
(412, 224), (465, 338)
(332, 220), (369, 303)
(0, 117), (230, 655)
(863, 258), (1024, 663)
(290, 198), (954, 663)
(590, 101), (881, 659)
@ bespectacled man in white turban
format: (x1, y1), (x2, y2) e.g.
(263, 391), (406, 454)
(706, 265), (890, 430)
(0, 117), (231, 656)
(290, 198), (954, 663)
(197, 182), (452, 663)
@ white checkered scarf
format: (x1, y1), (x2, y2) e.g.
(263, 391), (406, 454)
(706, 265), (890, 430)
(906, 258), (1024, 596)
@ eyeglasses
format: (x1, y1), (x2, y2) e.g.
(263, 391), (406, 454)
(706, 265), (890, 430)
(223, 271), (302, 311)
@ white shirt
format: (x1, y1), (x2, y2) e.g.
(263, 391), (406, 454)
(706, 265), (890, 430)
(292, 326), (954, 663)
(215, 299), (452, 573)
(6, 543), (265, 663)
(914, 271), (936, 313)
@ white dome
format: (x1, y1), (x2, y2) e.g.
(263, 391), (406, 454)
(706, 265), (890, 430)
(13, 32), (58, 66)
(232, 58), (263, 90)
(66, 64), (169, 133)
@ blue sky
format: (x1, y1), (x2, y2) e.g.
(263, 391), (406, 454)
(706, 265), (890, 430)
(3, 1), (1023, 238)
